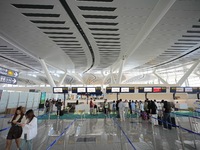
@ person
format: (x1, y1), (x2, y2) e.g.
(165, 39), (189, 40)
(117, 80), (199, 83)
(150, 101), (158, 125)
(90, 99), (94, 115)
(112, 101), (116, 114)
(45, 100), (50, 113)
(19, 109), (37, 150)
(118, 99), (125, 121)
(56, 99), (62, 116)
(104, 99), (109, 116)
(128, 100), (132, 114)
(131, 100), (135, 114)
(93, 100), (97, 115)
(6, 106), (24, 150)
(163, 101), (172, 130)
(116, 100), (120, 118)
(175, 101), (179, 111)
(124, 100), (129, 118)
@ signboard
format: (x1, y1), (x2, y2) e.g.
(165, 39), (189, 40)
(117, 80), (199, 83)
(106, 87), (112, 93)
(77, 87), (86, 93)
(111, 87), (120, 93)
(153, 87), (166, 93)
(87, 87), (96, 93)
(40, 92), (46, 104)
(144, 87), (152, 92)
(121, 87), (129, 92)
(0, 66), (19, 77)
(120, 87), (135, 93)
(0, 75), (17, 84)
(53, 87), (68, 93)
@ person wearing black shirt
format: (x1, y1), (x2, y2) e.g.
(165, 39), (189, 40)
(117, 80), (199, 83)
(163, 101), (172, 129)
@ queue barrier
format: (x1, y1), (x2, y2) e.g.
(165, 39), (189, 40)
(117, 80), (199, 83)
(113, 118), (137, 150)
(46, 119), (76, 150)
(135, 110), (200, 149)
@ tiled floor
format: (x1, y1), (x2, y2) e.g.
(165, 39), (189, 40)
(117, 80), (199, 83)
(0, 113), (200, 150)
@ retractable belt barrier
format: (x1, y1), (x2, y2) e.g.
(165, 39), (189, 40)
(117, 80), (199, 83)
(171, 112), (200, 120)
(135, 110), (200, 137)
(113, 118), (137, 150)
(46, 119), (76, 150)
(0, 114), (13, 119)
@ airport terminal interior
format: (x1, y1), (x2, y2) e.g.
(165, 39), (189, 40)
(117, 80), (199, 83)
(0, 0), (200, 149)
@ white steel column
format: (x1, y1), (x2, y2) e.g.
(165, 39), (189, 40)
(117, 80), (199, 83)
(116, 57), (125, 84)
(177, 60), (200, 86)
(153, 70), (169, 85)
(58, 72), (68, 86)
(39, 59), (56, 87)
(110, 68), (114, 84)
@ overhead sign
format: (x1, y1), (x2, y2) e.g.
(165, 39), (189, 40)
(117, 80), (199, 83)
(0, 75), (17, 84)
(0, 66), (19, 77)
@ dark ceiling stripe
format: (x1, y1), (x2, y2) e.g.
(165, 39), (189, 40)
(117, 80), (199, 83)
(12, 4), (54, 9)
(152, 46), (200, 68)
(0, 55), (39, 72)
(59, 0), (95, 73)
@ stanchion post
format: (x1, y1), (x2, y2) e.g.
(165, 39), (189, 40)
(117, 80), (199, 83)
(189, 117), (197, 149)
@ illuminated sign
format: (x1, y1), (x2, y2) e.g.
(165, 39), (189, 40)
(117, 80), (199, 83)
(0, 75), (17, 84)
(0, 66), (19, 77)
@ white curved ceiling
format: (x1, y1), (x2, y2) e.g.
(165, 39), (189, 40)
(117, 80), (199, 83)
(0, 0), (200, 85)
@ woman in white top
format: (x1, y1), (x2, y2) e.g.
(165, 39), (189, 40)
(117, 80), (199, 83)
(18, 109), (37, 150)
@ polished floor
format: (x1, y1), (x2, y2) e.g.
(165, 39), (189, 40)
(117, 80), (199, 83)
(0, 111), (200, 150)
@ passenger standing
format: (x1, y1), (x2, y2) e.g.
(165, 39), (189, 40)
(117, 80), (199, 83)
(128, 100), (132, 114)
(104, 99), (109, 116)
(56, 99), (62, 116)
(6, 106), (24, 150)
(19, 109), (37, 150)
(112, 101), (116, 114)
(116, 100), (120, 118)
(163, 101), (172, 130)
(93, 100), (97, 115)
(131, 101), (135, 114)
(150, 101), (158, 125)
(118, 99), (125, 121)
(45, 100), (50, 113)
(124, 100), (129, 118)
(90, 99), (94, 115)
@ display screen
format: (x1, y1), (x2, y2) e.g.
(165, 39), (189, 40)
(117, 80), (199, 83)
(111, 87), (120, 92)
(138, 87), (144, 93)
(77, 87), (86, 93)
(185, 87), (193, 92)
(176, 87), (184, 92)
(53, 87), (68, 93)
(153, 87), (161, 92)
(95, 87), (102, 93)
(87, 87), (96, 93)
(144, 87), (152, 92)
(170, 87), (176, 93)
(53, 88), (63, 93)
(121, 87), (129, 92)
(106, 87), (112, 93)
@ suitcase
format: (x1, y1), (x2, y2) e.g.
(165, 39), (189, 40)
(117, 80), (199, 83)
(158, 116), (162, 125)
(142, 112), (147, 120)
(171, 117), (176, 127)
(59, 110), (64, 116)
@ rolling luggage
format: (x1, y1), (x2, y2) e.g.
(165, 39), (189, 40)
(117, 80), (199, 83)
(142, 111), (147, 120)
(158, 116), (162, 125)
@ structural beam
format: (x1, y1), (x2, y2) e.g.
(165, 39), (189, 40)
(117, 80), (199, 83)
(57, 72), (68, 86)
(116, 57), (125, 84)
(39, 59), (56, 87)
(153, 70), (169, 85)
(177, 60), (200, 86)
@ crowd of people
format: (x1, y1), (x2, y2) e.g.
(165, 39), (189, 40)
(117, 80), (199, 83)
(6, 107), (37, 150)
(89, 98), (175, 130)
(45, 99), (63, 116)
